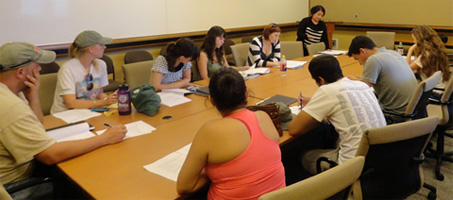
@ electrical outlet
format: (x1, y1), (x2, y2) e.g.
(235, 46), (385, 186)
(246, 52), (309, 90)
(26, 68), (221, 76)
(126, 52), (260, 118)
(354, 13), (359, 19)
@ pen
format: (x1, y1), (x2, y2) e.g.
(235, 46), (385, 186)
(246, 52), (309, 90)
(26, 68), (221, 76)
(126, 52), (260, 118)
(299, 91), (303, 110)
(104, 123), (113, 128)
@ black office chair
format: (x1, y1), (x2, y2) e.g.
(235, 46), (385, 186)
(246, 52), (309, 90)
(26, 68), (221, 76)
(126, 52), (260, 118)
(100, 55), (122, 92)
(317, 117), (439, 200)
(425, 74), (453, 180)
(124, 50), (153, 64)
(39, 62), (60, 74)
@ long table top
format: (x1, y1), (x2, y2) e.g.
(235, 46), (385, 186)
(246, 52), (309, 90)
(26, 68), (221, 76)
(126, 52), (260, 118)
(44, 54), (360, 200)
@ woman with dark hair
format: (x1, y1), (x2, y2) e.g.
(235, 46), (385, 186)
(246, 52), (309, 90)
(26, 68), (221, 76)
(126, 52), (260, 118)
(247, 23), (282, 67)
(177, 68), (285, 200)
(407, 25), (450, 89)
(297, 5), (330, 56)
(198, 26), (249, 79)
(151, 37), (200, 91)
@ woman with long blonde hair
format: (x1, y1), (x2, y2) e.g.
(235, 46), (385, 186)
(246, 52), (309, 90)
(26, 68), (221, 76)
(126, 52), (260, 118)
(407, 25), (450, 89)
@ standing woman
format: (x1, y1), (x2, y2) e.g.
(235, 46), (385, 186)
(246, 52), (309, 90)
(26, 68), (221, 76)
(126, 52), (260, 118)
(198, 26), (249, 79)
(247, 23), (282, 67)
(51, 30), (117, 114)
(297, 5), (330, 56)
(177, 68), (285, 200)
(151, 38), (199, 91)
(407, 25), (451, 89)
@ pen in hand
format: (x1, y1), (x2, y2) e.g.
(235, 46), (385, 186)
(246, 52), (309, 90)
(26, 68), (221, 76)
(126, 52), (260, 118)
(104, 123), (113, 128)
(299, 91), (303, 110)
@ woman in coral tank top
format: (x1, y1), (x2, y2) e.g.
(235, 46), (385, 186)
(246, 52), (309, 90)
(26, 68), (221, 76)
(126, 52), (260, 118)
(177, 68), (285, 200)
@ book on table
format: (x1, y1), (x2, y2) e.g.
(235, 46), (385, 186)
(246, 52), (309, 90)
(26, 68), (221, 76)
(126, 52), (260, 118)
(46, 121), (96, 142)
(257, 94), (298, 106)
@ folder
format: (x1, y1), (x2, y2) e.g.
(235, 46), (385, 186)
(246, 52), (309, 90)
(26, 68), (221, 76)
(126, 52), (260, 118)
(257, 94), (298, 106)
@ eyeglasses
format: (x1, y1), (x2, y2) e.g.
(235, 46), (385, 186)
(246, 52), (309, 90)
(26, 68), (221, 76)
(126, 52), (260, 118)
(0, 60), (32, 72)
(85, 73), (93, 91)
(272, 23), (278, 28)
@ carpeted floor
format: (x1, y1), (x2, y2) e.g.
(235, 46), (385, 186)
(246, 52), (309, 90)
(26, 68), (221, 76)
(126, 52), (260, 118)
(408, 130), (453, 200)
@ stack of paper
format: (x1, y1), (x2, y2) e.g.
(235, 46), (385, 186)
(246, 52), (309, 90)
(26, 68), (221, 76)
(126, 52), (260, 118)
(97, 120), (156, 139)
(52, 109), (101, 123)
(46, 121), (95, 142)
(143, 144), (192, 181)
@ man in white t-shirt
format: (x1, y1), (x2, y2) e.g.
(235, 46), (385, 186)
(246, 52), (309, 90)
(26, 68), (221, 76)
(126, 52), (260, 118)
(288, 55), (386, 174)
(0, 42), (127, 199)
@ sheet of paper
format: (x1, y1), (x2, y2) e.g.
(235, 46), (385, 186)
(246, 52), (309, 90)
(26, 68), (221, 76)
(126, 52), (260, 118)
(289, 105), (302, 116)
(52, 109), (101, 123)
(319, 50), (348, 56)
(97, 120), (156, 139)
(286, 60), (307, 69)
(47, 122), (96, 142)
(241, 68), (270, 76)
(143, 144), (192, 182)
(157, 92), (192, 107)
(161, 88), (192, 96)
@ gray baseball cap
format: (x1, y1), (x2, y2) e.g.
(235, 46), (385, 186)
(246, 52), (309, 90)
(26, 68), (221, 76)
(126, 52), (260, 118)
(74, 30), (112, 48)
(0, 42), (56, 71)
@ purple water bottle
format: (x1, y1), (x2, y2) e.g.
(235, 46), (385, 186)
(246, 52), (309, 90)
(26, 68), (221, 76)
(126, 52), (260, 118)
(117, 84), (131, 115)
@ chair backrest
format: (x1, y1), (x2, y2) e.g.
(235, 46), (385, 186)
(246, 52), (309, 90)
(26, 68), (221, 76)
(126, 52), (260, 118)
(100, 55), (115, 80)
(355, 117), (439, 199)
(259, 156), (365, 200)
(122, 60), (154, 89)
(436, 74), (453, 126)
(191, 60), (201, 82)
(242, 36), (253, 43)
(306, 42), (326, 55)
(231, 43), (250, 66)
(39, 62), (60, 74)
(405, 71), (442, 120)
(38, 73), (58, 115)
(280, 41), (303, 60)
(223, 39), (235, 55)
(124, 50), (154, 64)
(366, 31), (395, 50)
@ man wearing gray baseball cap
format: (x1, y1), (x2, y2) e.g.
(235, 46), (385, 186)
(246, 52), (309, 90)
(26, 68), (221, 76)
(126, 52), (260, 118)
(0, 42), (127, 199)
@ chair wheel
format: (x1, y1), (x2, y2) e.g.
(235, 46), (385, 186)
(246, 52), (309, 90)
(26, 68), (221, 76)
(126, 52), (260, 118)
(428, 192), (436, 200)
(435, 171), (444, 181)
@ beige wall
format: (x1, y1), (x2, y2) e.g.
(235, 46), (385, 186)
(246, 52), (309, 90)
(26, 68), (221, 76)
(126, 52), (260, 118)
(310, 0), (453, 26)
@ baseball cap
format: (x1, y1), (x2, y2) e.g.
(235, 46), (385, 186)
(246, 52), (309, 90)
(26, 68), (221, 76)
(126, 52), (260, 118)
(74, 30), (112, 48)
(0, 42), (56, 72)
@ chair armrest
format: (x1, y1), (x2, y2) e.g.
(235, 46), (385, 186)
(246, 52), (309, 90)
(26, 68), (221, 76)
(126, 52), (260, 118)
(382, 110), (415, 119)
(316, 157), (338, 174)
(5, 177), (52, 194)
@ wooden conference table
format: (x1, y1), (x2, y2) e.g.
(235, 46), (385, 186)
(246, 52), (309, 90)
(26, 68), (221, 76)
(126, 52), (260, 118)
(43, 55), (361, 200)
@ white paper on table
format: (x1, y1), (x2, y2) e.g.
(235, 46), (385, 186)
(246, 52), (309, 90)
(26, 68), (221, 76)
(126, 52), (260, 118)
(289, 105), (302, 116)
(143, 144), (192, 182)
(52, 109), (101, 123)
(97, 120), (156, 139)
(161, 88), (192, 96)
(241, 68), (270, 76)
(47, 122), (96, 142)
(319, 50), (348, 56)
(157, 92), (192, 107)
(286, 61), (308, 69)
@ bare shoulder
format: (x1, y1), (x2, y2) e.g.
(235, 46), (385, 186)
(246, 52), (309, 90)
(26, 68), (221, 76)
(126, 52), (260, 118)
(253, 110), (280, 141)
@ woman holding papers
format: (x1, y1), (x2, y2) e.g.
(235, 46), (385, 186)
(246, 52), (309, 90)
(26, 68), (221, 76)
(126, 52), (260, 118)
(198, 26), (249, 79)
(297, 5), (329, 56)
(151, 38), (199, 92)
(51, 30), (118, 114)
(177, 68), (285, 199)
(406, 25), (450, 90)
(247, 23), (282, 67)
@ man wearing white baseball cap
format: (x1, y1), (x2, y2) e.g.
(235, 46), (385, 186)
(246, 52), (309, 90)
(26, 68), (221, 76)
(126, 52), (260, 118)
(0, 42), (127, 199)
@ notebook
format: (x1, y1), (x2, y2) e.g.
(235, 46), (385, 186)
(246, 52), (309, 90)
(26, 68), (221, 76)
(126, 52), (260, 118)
(192, 86), (210, 97)
(257, 94), (298, 106)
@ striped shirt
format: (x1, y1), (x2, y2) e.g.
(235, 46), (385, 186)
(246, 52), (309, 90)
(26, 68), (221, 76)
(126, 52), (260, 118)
(297, 17), (329, 56)
(247, 36), (281, 67)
